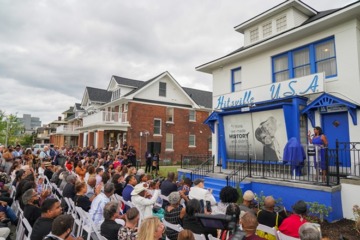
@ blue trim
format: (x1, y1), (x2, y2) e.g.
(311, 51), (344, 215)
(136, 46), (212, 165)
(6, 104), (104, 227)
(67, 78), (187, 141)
(301, 93), (358, 126)
(203, 111), (219, 133)
(231, 67), (242, 92)
(272, 36), (337, 81)
(218, 115), (227, 168)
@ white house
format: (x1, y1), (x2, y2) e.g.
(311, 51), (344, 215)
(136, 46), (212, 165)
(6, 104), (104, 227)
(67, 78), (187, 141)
(196, 0), (360, 220)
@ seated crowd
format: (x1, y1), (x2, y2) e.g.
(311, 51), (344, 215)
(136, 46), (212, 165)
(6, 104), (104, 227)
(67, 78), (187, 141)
(0, 144), (328, 240)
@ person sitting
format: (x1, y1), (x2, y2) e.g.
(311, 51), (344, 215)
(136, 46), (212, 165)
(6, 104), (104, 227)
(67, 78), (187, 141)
(112, 173), (125, 196)
(177, 229), (195, 240)
(240, 190), (257, 213)
(215, 186), (239, 214)
(85, 176), (97, 199)
(22, 188), (41, 227)
(299, 223), (321, 240)
(160, 172), (178, 197)
(75, 161), (86, 180)
(219, 203), (241, 240)
(257, 196), (283, 228)
(240, 212), (266, 240)
(43, 214), (75, 240)
(122, 175), (138, 201)
(188, 178), (216, 211)
(182, 199), (217, 239)
(100, 201), (124, 240)
(118, 207), (140, 240)
(89, 182), (115, 225)
(279, 200), (308, 238)
(131, 182), (160, 219)
(74, 181), (98, 212)
(95, 167), (104, 185)
(164, 191), (187, 240)
(30, 199), (63, 240)
(43, 162), (54, 182)
(137, 216), (164, 240)
(62, 174), (77, 200)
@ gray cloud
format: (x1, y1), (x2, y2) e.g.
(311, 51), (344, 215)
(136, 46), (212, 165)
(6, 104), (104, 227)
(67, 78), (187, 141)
(0, 0), (356, 123)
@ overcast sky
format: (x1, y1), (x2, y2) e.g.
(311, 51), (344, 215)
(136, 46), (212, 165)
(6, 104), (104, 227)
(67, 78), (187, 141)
(0, 0), (356, 124)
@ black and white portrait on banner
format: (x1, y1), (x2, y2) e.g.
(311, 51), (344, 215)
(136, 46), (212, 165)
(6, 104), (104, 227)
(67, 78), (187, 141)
(252, 109), (287, 161)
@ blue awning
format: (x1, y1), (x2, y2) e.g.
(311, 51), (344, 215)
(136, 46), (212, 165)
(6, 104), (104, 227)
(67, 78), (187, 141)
(301, 93), (358, 127)
(204, 111), (220, 133)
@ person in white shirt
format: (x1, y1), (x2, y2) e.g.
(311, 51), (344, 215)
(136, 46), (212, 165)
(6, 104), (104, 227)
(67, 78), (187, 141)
(188, 178), (217, 208)
(131, 182), (160, 219)
(89, 182), (115, 225)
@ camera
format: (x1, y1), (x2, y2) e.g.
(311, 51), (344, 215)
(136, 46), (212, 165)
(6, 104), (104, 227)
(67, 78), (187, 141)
(195, 213), (246, 240)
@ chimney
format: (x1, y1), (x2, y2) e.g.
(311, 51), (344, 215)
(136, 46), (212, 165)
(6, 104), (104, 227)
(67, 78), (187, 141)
(58, 116), (62, 121)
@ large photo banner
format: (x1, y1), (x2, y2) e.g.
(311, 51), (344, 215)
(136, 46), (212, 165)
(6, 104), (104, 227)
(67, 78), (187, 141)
(223, 109), (287, 161)
(223, 114), (255, 160)
(252, 109), (287, 161)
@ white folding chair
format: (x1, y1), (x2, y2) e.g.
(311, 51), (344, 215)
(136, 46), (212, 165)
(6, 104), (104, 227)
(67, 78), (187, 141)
(76, 206), (96, 240)
(193, 233), (206, 240)
(256, 224), (278, 240)
(162, 218), (183, 232)
(277, 231), (300, 240)
(208, 234), (220, 240)
(22, 217), (33, 240)
(16, 215), (32, 240)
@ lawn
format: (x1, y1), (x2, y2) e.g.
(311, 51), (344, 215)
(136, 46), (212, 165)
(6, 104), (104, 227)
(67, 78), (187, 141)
(138, 165), (181, 178)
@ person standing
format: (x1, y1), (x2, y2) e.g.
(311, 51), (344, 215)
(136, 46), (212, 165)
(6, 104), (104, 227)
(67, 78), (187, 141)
(145, 151), (152, 173)
(308, 126), (328, 182)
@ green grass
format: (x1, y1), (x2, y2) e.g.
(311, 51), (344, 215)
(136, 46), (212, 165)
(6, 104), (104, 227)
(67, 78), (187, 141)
(139, 165), (180, 178)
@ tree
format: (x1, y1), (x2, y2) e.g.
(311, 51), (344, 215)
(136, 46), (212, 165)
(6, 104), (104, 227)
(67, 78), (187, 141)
(0, 110), (25, 147)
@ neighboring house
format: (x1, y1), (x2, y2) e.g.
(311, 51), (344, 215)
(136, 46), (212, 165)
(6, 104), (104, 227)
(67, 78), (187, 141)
(77, 71), (213, 163)
(197, 0), (360, 169)
(50, 104), (84, 147)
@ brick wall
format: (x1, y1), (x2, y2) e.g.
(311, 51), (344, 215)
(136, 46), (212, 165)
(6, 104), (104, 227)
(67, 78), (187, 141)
(126, 102), (212, 163)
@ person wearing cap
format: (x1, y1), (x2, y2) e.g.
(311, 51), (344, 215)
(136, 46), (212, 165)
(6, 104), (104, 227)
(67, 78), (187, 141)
(164, 191), (187, 240)
(240, 190), (257, 214)
(43, 162), (54, 181)
(131, 181), (161, 218)
(279, 200), (308, 238)
(188, 178), (216, 209)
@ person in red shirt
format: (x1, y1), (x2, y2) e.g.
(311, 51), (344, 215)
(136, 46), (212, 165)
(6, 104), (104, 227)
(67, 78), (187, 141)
(279, 200), (308, 238)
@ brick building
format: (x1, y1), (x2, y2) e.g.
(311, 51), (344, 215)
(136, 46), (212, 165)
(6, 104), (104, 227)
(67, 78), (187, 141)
(76, 71), (212, 163)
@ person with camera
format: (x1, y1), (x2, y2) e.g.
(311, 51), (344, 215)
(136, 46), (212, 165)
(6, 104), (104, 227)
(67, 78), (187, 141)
(188, 178), (216, 213)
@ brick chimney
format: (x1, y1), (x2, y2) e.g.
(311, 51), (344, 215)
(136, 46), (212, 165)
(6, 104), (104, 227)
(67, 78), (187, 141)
(58, 116), (62, 121)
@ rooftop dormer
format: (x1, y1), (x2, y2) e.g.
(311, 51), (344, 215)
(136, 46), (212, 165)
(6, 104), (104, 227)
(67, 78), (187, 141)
(235, 0), (317, 47)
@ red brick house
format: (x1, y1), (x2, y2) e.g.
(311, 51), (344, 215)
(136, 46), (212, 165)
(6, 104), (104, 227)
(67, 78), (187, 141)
(76, 71), (212, 163)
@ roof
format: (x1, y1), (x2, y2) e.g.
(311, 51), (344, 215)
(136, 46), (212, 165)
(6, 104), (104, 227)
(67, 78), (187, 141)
(86, 86), (112, 103)
(196, 1), (359, 72)
(112, 75), (144, 88)
(75, 103), (84, 111)
(62, 107), (74, 114)
(183, 87), (212, 108)
(65, 114), (75, 121)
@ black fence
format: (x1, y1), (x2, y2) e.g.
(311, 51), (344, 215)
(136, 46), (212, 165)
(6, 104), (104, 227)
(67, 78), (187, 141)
(181, 154), (213, 181)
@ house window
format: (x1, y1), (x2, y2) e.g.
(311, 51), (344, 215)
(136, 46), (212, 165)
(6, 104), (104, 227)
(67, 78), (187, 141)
(231, 67), (242, 92)
(166, 108), (174, 123)
(112, 88), (121, 101)
(159, 82), (167, 97)
(166, 133), (173, 150)
(189, 134), (196, 147)
(154, 119), (161, 135)
(250, 28), (259, 42)
(208, 137), (212, 151)
(189, 110), (196, 121)
(262, 21), (272, 38)
(276, 15), (287, 32)
(272, 37), (337, 82)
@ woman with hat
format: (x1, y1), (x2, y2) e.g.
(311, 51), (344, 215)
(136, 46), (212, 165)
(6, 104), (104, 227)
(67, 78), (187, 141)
(278, 200), (308, 238)
(131, 181), (161, 219)
(164, 191), (187, 240)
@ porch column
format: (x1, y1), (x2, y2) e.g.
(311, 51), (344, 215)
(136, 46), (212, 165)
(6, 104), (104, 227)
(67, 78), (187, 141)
(88, 132), (94, 147)
(78, 133), (84, 147)
(97, 130), (104, 149)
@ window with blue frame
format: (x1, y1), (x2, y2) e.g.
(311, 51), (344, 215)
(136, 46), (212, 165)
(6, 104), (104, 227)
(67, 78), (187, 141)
(231, 67), (242, 92)
(272, 37), (337, 82)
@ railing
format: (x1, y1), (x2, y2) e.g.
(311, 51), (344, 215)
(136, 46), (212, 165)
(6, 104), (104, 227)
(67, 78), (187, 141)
(226, 162), (249, 188)
(181, 154), (213, 180)
(332, 141), (360, 178)
(82, 111), (128, 127)
(56, 125), (80, 134)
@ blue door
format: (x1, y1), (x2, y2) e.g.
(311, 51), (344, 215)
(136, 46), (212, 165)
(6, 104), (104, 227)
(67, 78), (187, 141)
(322, 112), (350, 167)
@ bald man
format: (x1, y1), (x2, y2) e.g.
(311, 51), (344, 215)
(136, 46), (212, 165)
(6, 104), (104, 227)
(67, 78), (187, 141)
(257, 196), (284, 228)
